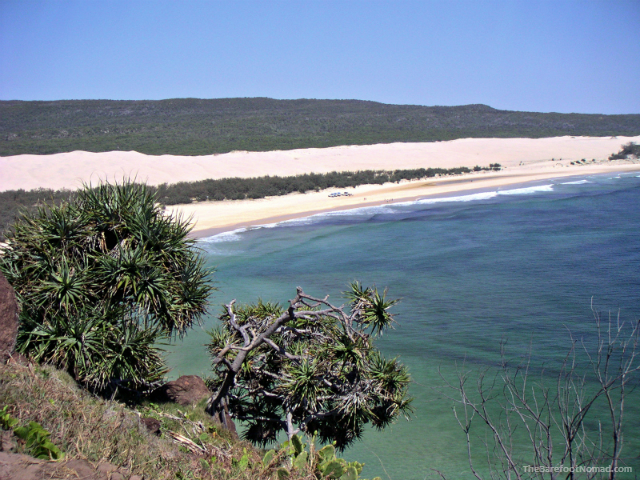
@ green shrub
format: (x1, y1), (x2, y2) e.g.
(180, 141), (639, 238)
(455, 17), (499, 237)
(1, 406), (65, 461)
(207, 283), (412, 451)
(13, 420), (65, 460)
(0, 180), (213, 393)
(609, 141), (640, 160)
(260, 434), (381, 480)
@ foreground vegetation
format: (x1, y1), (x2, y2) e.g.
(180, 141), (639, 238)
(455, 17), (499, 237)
(0, 361), (381, 479)
(0, 179), (407, 479)
(206, 283), (412, 451)
(1, 361), (238, 479)
(0, 181), (212, 392)
(2, 98), (640, 156)
(444, 307), (640, 480)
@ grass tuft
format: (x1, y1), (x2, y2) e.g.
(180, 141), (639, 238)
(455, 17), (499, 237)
(0, 361), (290, 479)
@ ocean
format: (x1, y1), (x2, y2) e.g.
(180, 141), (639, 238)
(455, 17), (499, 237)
(166, 172), (640, 479)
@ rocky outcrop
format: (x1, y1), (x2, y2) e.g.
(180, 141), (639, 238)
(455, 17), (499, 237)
(0, 272), (19, 363)
(152, 375), (238, 438)
(155, 375), (211, 406)
(140, 417), (161, 436)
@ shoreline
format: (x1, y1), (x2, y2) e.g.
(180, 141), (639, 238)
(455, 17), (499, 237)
(174, 163), (640, 239)
(4, 135), (639, 238)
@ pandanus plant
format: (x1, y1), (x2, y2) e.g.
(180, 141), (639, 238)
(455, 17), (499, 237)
(206, 283), (412, 450)
(0, 180), (213, 393)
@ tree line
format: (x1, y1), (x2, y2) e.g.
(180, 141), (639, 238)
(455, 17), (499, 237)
(0, 165), (499, 239)
(0, 188), (76, 241)
(153, 165), (498, 205)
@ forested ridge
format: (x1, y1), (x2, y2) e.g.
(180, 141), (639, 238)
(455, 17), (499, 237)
(2, 98), (639, 156)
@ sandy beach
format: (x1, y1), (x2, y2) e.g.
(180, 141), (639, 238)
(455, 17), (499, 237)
(169, 161), (640, 238)
(2, 136), (639, 236)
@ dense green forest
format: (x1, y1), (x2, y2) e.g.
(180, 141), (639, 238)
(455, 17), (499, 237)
(0, 165), (496, 240)
(153, 165), (491, 204)
(0, 188), (76, 241)
(2, 98), (640, 156)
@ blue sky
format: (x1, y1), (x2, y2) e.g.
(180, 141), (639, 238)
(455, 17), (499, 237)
(1, 0), (639, 113)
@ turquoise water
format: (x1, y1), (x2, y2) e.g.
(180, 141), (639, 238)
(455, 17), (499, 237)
(167, 172), (640, 479)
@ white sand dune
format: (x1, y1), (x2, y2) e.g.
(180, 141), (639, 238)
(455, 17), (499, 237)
(2, 136), (638, 192)
(2, 136), (639, 235)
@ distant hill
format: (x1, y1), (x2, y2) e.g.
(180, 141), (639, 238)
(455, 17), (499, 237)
(1, 98), (639, 156)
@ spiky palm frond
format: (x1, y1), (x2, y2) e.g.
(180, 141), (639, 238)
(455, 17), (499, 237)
(332, 333), (369, 372)
(206, 327), (234, 353)
(1, 179), (213, 394)
(241, 401), (285, 447)
(208, 284), (411, 451)
(306, 412), (366, 452)
(282, 359), (325, 411)
(166, 255), (214, 333)
(346, 282), (398, 336)
(91, 321), (169, 391)
(17, 311), (108, 379)
(33, 255), (94, 315)
(368, 351), (412, 393)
